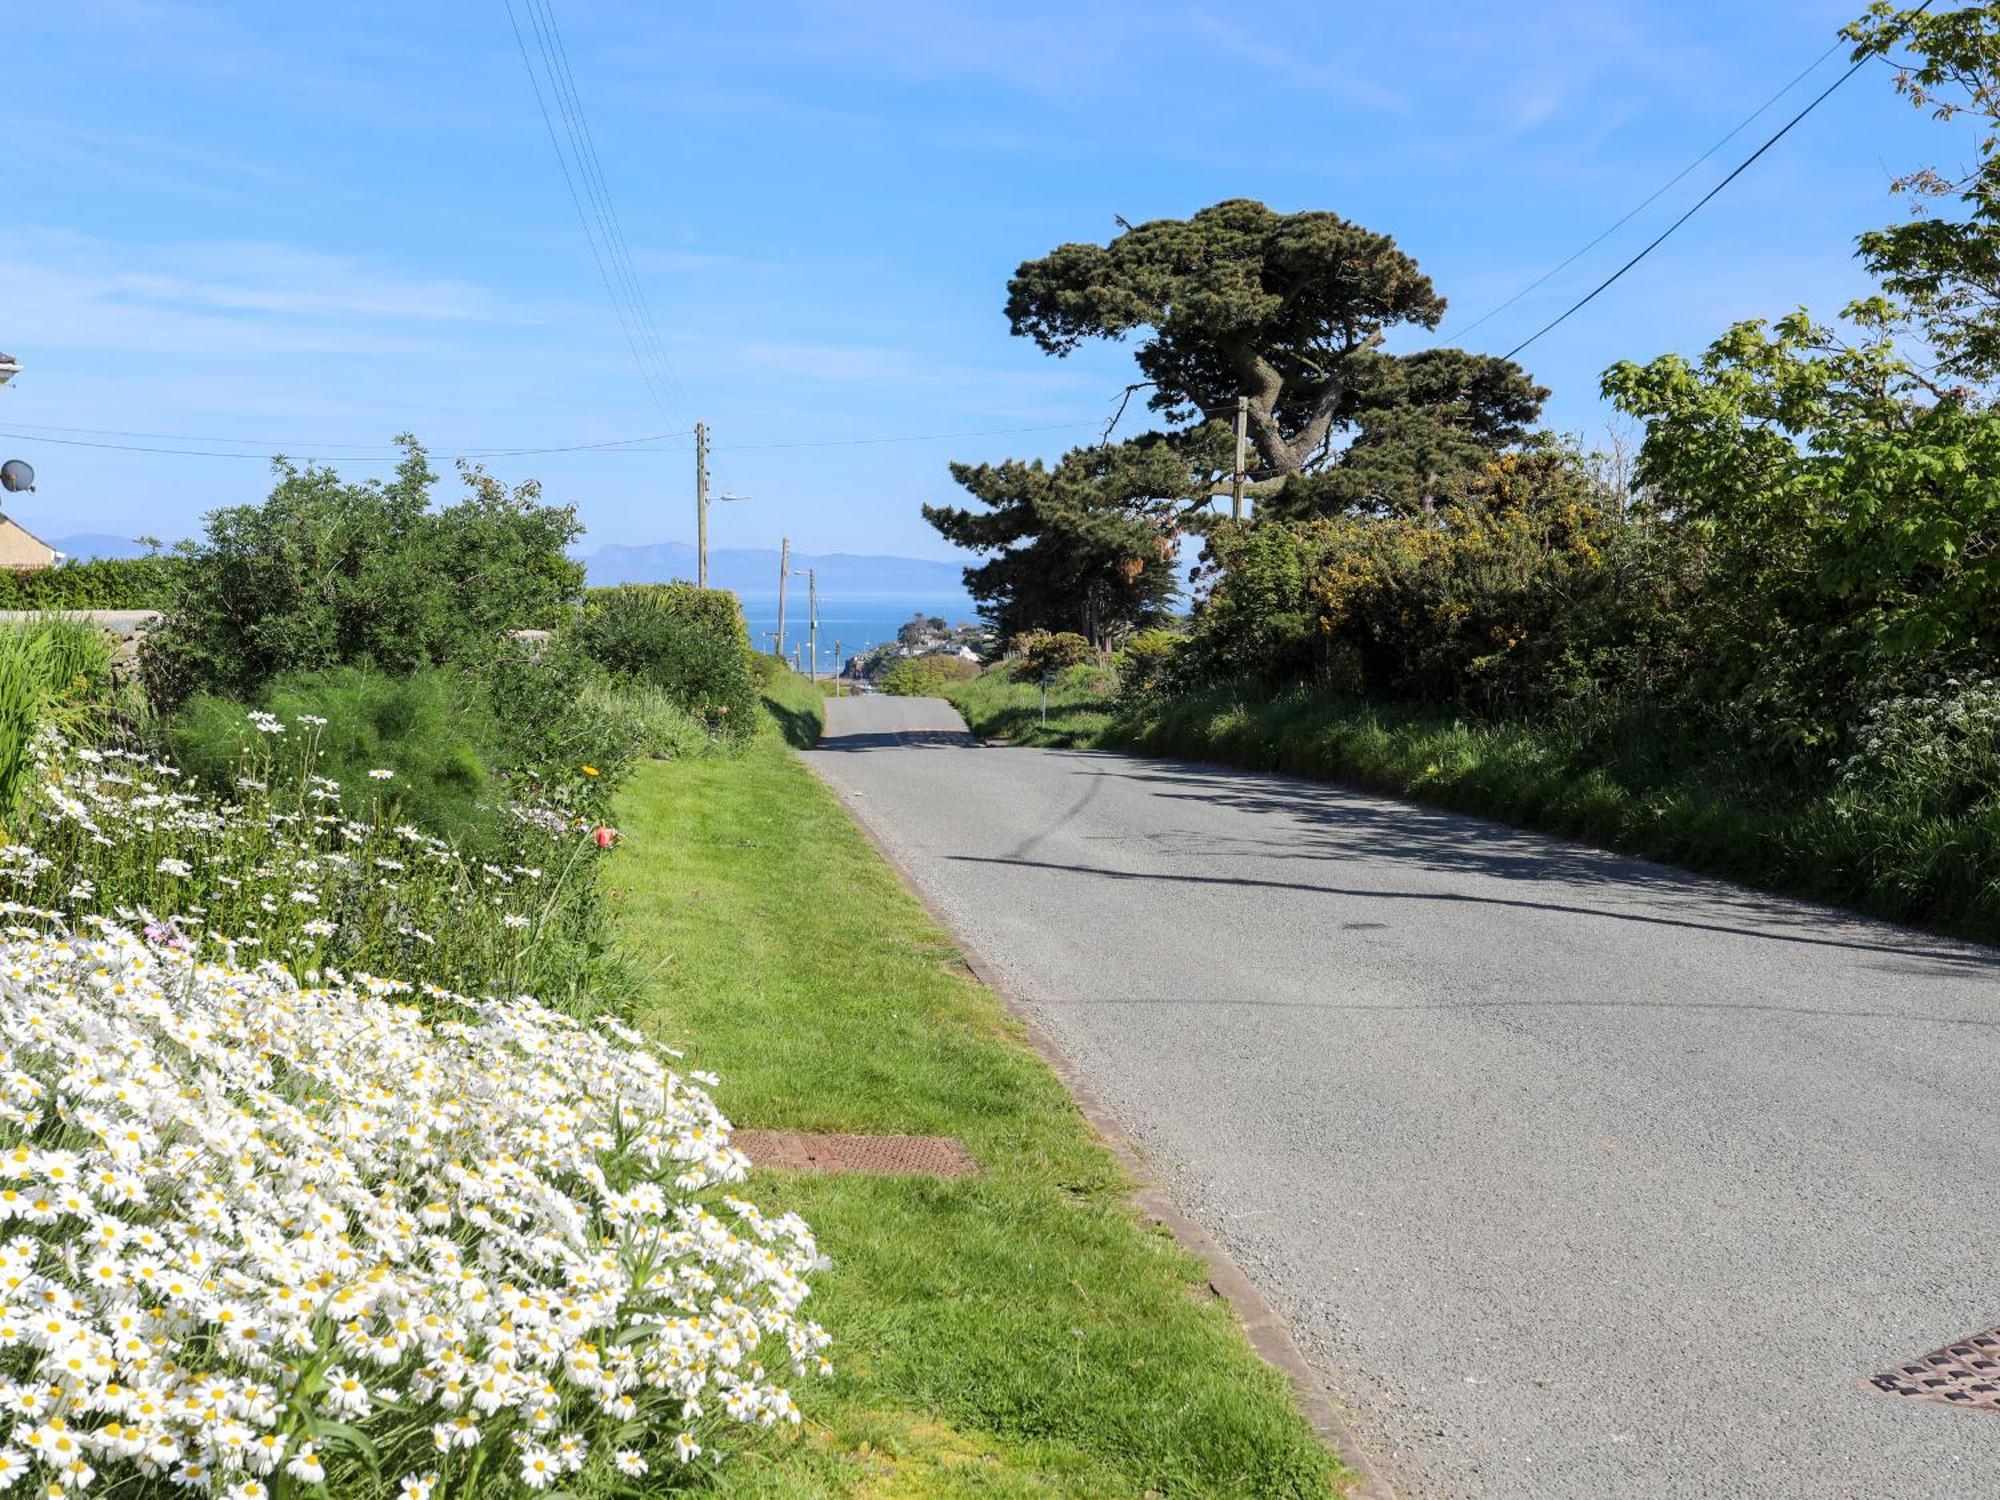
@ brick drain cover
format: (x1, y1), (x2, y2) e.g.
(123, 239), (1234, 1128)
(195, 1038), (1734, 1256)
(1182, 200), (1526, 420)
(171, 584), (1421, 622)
(733, 1130), (977, 1179)
(1873, 1327), (2000, 1414)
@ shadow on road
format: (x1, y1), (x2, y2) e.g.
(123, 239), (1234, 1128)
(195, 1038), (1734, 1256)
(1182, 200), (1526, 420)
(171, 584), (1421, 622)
(1019, 754), (2000, 972)
(945, 848), (1999, 976)
(815, 728), (978, 751)
(817, 728), (1999, 977)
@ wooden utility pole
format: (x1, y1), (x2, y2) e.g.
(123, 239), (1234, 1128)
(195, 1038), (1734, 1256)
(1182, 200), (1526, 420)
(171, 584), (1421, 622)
(694, 421), (710, 587)
(807, 568), (819, 684)
(775, 536), (790, 661)
(1231, 396), (1248, 521)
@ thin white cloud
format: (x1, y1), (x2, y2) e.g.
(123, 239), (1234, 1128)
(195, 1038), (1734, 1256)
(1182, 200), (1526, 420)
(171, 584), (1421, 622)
(0, 230), (570, 361)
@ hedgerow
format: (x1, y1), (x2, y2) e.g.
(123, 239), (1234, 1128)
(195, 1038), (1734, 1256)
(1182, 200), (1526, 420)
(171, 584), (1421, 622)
(0, 556), (181, 610)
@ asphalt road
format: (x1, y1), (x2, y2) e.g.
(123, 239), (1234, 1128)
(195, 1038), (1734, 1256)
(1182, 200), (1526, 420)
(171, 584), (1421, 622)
(803, 694), (2000, 1499)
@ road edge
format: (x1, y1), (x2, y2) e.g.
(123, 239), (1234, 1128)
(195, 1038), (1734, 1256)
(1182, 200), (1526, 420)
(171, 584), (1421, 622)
(801, 752), (1398, 1500)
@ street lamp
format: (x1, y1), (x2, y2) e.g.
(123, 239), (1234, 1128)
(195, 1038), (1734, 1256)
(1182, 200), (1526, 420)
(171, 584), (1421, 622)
(696, 487), (748, 588)
(0, 354), (19, 388)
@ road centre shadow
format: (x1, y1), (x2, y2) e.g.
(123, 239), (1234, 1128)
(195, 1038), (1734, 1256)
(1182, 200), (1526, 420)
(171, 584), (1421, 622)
(1048, 988), (2000, 1029)
(964, 750), (2000, 978)
(943, 848), (2000, 978)
(812, 726), (2000, 979)
(814, 728), (979, 751)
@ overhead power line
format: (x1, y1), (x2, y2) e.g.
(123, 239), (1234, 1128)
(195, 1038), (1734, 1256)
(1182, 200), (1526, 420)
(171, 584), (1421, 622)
(502, 0), (688, 426)
(0, 420), (1098, 461)
(0, 420), (692, 453)
(1443, 32), (1852, 344)
(0, 428), (692, 461)
(1500, 2), (1932, 362)
(524, 0), (692, 421)
(724, 421), (1100, 451)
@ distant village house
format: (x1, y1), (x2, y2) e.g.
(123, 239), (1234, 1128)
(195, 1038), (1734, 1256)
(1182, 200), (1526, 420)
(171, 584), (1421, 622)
(0, 518), (62, 571)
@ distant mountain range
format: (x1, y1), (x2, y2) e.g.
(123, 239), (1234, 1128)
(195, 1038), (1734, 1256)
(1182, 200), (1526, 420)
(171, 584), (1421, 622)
(582, 541), (972, 600)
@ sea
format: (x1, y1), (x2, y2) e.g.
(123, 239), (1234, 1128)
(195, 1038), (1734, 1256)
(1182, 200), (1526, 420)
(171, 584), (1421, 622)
(735, 591), (982, 674)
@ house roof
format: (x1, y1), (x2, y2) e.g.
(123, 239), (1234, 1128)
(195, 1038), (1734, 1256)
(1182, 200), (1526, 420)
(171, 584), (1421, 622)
(0, 517), (60, 557)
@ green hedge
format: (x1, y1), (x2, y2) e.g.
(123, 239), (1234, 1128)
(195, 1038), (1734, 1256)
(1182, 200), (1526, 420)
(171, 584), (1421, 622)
(578, 584), (759, 744)
(0, 556), (182, 609)
(881, 654), (978, 697)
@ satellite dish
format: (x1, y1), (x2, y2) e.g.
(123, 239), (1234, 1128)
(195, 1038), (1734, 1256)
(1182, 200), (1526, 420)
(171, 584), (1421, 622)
(0, 460), (34, 494)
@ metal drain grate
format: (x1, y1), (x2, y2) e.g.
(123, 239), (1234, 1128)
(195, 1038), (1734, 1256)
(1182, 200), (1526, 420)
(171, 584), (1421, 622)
(734, 1130), (978, 1179)
(1873, 1327), (2000, 1414)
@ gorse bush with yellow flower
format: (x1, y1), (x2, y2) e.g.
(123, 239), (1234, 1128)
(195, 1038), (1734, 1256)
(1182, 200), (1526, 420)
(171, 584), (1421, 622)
(1177, 440), (1689, 714)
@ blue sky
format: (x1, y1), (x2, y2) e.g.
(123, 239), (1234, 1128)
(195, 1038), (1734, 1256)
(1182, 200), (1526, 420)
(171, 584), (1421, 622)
(1, 0), (1952, 560)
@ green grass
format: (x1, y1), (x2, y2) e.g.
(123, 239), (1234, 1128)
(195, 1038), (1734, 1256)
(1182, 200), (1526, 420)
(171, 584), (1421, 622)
(759, 661), (828, 749)
(945, 669), (2000, 946)
(607, 688), (1346, 1498)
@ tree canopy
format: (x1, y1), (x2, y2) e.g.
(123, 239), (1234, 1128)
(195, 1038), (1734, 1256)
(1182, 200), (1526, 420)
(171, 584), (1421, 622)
(1260, 348), (1548, 519)
(931, 198), (1550, 639)
(923, 436), (1190, 647)
(1004, 199), (1545, 505)
(1846, 1), (2000, 383)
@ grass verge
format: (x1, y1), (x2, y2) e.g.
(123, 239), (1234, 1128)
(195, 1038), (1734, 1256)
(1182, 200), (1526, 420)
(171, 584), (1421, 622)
(608, 686), (1347, 1497)
(758, 659), (828, 749)
(939, 663), (1113, 748)
(943, 667), (2000, 946)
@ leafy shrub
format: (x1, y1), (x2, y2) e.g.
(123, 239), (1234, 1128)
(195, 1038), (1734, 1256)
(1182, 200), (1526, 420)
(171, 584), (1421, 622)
(1180, 443), (1687, 713)
(1608, 309), (2000, 746)
(880, 653), (979, 696)
(0, 919), (825, 1497)
(576, 584), (758, 742)
(748, 649), (787, 690)
(1014, 630), (1094, 677)
(142, 439), (583, 710)
(1113, 628), (1181, 702)
(169, 668), (498, 845)
(0, 554), (182, 609)
(477, 632), (653, 788)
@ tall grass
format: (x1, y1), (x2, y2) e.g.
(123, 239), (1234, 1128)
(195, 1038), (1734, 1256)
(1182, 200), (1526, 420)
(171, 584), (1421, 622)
(0, 616), (115, 827)
(11, 714), (619, 1008)
(576, 676), (716, 760)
